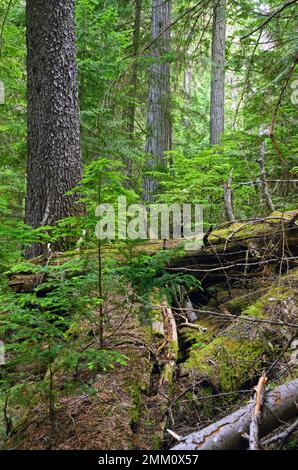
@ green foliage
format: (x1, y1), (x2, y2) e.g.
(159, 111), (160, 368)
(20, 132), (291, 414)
(1, 0), (298, 448)
(116, 247), (200, 306)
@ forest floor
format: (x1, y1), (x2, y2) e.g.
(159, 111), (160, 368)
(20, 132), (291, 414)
(4, 210), (298, 450)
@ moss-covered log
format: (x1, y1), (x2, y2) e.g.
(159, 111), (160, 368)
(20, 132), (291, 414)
(168, 210), (298, 284)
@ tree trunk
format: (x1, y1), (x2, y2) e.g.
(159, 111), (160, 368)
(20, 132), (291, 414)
(210, 0), (226, 145)
(171, 378), (298, 450)
(223, 170), (235, 222)
(25, 0), (82, 258)
(258, 140), (275, 213)
(125, 0), (142, 139)
(143, 0), (172, 202)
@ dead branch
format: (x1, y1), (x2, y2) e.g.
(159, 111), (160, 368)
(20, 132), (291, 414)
(261, 416), (298, 447)
(249, 374), (268, 450)
(178, 322), (208, 332)
(171, 378), (298, 450)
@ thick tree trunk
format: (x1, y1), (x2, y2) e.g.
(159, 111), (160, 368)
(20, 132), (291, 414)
(210, 0), (226, 145)
(25, 0), (82, 258)
(143, 0), (172, 202)
(171, 378), (298, 450)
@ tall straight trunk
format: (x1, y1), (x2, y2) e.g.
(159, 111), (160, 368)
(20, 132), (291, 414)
(210, 0), (226, 145)
(125, 0), (142, 138)
(25, 0), (82, 258)
(123, 0), (142, 184)
(143, 0), (172, 202)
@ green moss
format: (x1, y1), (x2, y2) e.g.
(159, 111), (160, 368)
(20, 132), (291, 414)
(242, 287), (291, 319)
(181, 318), (219, 345)
(222, 291), (265, 316)
(209, 223), (246, 242)
(169, 339), (179, 356)
(208, 210), (298, 245)
(130, 385), (142, 431)
(183, 336), (266, 392)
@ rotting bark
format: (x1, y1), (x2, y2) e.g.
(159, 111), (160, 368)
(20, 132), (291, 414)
(171, 378), (298, 450)
(149, 296), (178, 446)
(9, 210), (298, 292)
(168, 210), (298, 284)
(25, 0), (82, 258)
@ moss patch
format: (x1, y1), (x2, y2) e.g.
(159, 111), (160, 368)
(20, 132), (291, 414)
(183, 336), (266, 392)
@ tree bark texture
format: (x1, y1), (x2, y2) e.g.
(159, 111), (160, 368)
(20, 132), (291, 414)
(143, 0), (172, 202)
(125, 0), (142, 138)
(223, 170), (235, 222)
(171, 378), (298, 450)
(258, 140), (275, 213)
(26, 0), (82, 258)
(210, 0), (226, 145)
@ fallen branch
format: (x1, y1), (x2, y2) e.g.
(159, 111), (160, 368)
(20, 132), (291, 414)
(159, 300), (178, 387)
(171, 378), (298, 450)
(178, 322), (208, 332)
(261, 416), (298, 448)
(249, 374), (268, 450)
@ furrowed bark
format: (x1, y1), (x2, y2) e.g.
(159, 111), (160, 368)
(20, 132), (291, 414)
(26, 0), (82, 258)
(258, 141), (275, 213)
(143, 0), (172, 202)
(223, 171), (235, 222)
(210, 0), (226, 145)
(171, 378), (298, 450)
(125, 0), (142, 139)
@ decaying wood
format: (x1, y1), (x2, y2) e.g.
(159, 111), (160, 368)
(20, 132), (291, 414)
(8, 273), (45, 293)
(179, 286), (198, 322)
(168, 210), (298, 284)
(151, 296), (179, 443)
(178, 322), (207, 332)
(159, 300), (178, 387)
(261, 416), (298, 448)
(249, 374), (268, 450)
(9, 211), (298, 293)
(171, 378), (298, 450)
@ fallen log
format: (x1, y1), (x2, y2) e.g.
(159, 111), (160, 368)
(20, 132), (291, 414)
(8, 210), (298, 292)
(168, 211), (298, 284)
(171, 378), (298, 450)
